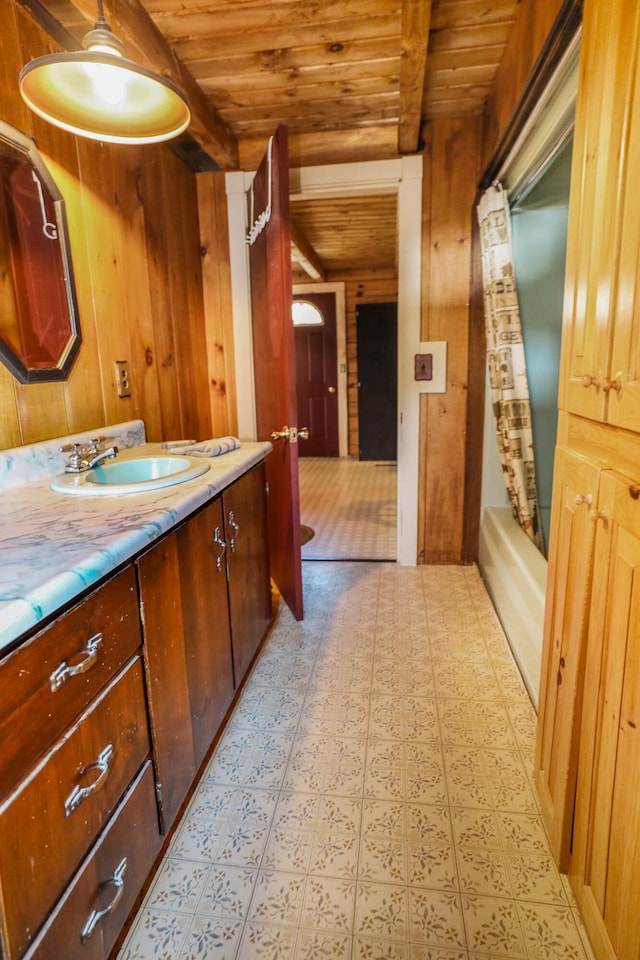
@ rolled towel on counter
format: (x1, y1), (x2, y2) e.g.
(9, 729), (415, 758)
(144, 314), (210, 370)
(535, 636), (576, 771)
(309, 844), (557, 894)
(161, 437), (241, 457)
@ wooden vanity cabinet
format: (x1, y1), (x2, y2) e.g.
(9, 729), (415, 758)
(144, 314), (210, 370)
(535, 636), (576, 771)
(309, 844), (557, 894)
(223, 461), (272, 685)
(137, 496), (235, 832)
(0, 460), (271, 958)
(0, 567), (158, 960)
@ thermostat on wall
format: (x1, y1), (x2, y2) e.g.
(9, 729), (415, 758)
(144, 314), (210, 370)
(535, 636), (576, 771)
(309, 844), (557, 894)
(415, 341), (447, 393)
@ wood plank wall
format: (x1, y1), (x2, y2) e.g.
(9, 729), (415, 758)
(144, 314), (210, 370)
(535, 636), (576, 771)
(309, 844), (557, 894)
(0, 2), (228, 452)
(482, 0), (566, 165)
(418, 117), (483, 564)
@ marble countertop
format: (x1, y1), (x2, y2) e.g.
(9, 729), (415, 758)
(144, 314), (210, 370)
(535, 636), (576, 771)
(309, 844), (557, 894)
(0, 422), (271, 652)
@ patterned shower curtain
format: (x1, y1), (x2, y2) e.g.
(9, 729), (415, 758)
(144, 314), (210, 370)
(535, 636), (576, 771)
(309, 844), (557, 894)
(477, 183), (544, 551)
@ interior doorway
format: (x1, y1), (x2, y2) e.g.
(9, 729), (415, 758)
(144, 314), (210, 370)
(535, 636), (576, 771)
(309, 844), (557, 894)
(356, 302), (398, 461)
(293, 291), (339, 458)
(292, 289), (398, 560)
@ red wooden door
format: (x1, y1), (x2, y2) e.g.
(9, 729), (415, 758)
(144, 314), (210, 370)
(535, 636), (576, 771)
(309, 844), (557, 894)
(248, 125), (303, 620)
(294, 292), (339, 457)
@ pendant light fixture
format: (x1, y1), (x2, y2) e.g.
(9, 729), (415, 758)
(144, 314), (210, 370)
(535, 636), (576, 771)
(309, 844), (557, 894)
(19, 0), (191, 145)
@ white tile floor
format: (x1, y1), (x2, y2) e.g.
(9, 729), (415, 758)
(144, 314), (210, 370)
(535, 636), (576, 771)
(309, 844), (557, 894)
(299, 458), (397, 561)
(118, 562), (594, 960)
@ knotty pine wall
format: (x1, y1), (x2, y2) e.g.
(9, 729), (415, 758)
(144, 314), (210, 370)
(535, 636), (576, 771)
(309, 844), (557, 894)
(0, 2), (234, 452)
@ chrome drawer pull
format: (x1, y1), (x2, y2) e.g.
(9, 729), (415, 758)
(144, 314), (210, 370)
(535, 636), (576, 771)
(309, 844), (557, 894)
(81, 857), (127, 943)
(50, 633), (103, 691)
(227, 510), (239, 551)
(213, 526), (226, 572)
(65, 743), (114, 816)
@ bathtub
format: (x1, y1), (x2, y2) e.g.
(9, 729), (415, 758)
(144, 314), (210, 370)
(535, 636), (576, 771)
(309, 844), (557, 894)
(478, 506), (547, 710)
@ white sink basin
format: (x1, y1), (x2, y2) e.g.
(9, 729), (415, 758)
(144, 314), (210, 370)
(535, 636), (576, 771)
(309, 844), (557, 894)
(50, 455), (210, 496)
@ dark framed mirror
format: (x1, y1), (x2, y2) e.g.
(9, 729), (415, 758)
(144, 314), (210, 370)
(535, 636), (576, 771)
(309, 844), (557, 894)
(0, 119), (81, 383)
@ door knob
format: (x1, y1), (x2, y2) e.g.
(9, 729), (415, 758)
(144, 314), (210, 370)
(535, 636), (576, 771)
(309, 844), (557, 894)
(328, 386), (336, 393)
(270, 426), (309, 443)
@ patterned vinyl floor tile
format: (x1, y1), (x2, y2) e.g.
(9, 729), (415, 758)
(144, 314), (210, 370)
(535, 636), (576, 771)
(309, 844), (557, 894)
(118, 561), (596, 960)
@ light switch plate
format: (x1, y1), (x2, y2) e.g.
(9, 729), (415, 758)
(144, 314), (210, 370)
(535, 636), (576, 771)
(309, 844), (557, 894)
(416, 341), (447, 393)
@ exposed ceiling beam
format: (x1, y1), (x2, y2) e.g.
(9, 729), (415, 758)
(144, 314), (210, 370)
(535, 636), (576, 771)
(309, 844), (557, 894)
(290, 222), (325, 282)
(19, 0), (239, 169)
(398, 0), (432, 154)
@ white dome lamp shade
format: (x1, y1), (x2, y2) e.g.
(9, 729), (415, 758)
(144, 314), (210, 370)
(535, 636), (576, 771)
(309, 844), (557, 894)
(19, 0), (191, 145)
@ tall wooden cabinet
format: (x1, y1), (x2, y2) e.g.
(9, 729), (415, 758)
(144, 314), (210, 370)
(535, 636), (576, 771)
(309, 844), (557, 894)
(535, 1), (640, 957)
(569, 470), (640, 960)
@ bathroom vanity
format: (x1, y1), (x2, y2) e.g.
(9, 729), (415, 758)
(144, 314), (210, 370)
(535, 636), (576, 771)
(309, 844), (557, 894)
(0, 422), (273, 959)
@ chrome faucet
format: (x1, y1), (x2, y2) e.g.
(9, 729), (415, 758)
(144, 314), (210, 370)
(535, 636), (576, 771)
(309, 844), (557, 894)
(60, 437), (119, 473)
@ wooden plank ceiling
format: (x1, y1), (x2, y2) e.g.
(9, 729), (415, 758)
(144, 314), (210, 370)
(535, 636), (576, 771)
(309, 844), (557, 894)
(23, 0), (522, 276)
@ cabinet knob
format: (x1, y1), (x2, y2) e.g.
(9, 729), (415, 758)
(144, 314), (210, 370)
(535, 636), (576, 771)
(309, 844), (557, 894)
(590, 508), (609, 523)
(602, 376), (623, 394)
(582, 375), (601, 388)
(575, 494), (593, 507)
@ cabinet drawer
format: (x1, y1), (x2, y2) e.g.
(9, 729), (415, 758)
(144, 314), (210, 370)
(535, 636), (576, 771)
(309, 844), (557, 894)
(0, 566), (141, 797)
(24, 762), (162, 960)
(0, 656), (150, 960)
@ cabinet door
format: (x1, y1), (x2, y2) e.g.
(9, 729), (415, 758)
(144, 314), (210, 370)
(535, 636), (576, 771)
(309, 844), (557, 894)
(534, 447), (600, 870)
(607, 14), (640, 432)
(569, 470), (640, 960)
(224, 462), (272, 686)
(561, 0), (640, 422)
(177, 498), (235, 770)
(138, 531), (197, 832)
(138, 501), (235, 831)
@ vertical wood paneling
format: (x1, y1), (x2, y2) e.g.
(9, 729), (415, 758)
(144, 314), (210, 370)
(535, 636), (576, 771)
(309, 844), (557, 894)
(198, 172), (238, 437)
(483, 0), (565, 166)
(112, 144), (163, 441)
(140, 150), (184, 442)
(165, 155), (212, 443)
(0, 3), (225, 453)
(419, 117), (482, 564)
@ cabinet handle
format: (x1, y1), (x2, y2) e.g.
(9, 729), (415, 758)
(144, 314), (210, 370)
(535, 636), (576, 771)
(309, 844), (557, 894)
(49, 633), (103, 692)
(81, 857), (127, 943)
(65, 743), (114, 816)
(602, 376), (623, 394)
(213, 526), (227, 572)
(590, 508), (609, 523)
(575, 494), (593, 507)
(582, 374), (601, 388)
(227, 510), (239, 551)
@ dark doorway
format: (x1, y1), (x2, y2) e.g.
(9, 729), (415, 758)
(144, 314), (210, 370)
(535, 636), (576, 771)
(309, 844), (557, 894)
(293, 292), (339, 457)
(356, 302), (398, 460)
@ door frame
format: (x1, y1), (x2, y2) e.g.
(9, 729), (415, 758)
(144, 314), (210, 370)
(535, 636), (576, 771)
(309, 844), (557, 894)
(226, 156), (423, 566)
(292, 282), (347, 458)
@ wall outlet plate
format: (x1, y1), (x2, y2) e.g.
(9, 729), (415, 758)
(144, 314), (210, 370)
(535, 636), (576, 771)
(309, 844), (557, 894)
(114, 360), (132, 398)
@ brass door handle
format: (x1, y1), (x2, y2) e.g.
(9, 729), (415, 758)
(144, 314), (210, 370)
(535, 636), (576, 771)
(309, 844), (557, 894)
(270, 426), (309, 442)
(328, 386), (336, 393)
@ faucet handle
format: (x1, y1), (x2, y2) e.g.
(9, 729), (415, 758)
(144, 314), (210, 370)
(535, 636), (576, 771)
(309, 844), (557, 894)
(59, 442), (84, 471)
(86, 436), (114, 453)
